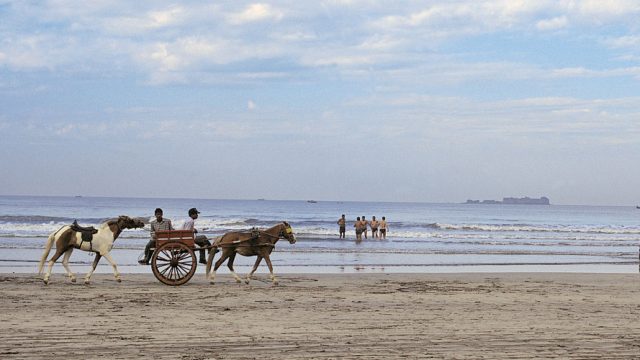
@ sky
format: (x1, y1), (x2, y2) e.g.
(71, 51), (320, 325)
(0, 0), (639, 205)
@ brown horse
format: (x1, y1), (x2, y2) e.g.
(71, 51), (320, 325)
(205, 222), (296, 285)
(38, 215), (145, 284)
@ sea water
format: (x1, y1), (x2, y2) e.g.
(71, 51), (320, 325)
(0, 195), (638, 274)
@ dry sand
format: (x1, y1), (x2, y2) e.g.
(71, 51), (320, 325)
(1, 272), (639, 359)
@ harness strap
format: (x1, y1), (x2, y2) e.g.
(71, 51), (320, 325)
(80, 238), (93, 252)
(218, 243), (275, 249)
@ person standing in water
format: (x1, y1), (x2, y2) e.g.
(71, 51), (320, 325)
(361, 216), (369, 239)
(354, 216), (363, 241)
(370, 216), (379, 239)
(379, 216), (388, 239)
(337, 214), (346, 239)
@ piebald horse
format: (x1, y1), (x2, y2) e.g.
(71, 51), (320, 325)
(38, 215), (145, 284)
(206, 222), (296, 285)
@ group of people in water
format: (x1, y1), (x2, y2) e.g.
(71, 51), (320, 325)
(337, 214), (388, 241)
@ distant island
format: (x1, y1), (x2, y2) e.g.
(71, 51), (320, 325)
(465, 196), (550, 205)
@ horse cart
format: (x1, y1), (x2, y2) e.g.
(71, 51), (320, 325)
(149, 230), (204, 286)
(148, 222), (296, 286)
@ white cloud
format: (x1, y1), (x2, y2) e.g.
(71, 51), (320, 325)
(148, 6), (184, 27)
(550, 67), (594, 78)
(301, 54), (376, 67)
(536, 16), (568, 31)
(247, 100), (256, 110)
(549, 66), (640, 80)
(373, 1), (545, 33)
(54, 124), (75, 136)
(271, 31), (317, 42)
(237, 72), (288, 80)
(228, 3), (283, 25)
(570, 0), (640, 19)
(0, 35), (61, 69)
(135, 37), (232, 72)
(358, 34), (405, 51)
(605, 35), (640, 49)
(100, 6), (186, 35)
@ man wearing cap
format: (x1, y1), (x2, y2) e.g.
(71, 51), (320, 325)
(182, 208), (211, 264)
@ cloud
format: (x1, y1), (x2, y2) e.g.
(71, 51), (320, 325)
(98, 6), (186, 35)
(550, 67), (595, 78)
(605, 35), (640, 49)
(549, 66), (640, 80)
(247, 100), (256, 110)
(0, 34), (63, 69)
(134, 37), (239, 73)
(228, 3), (284, 25)
(373, 1), (544, 33)
(536, 16), (568, 31)
(1, 0), (640, 86)
(570, 0), (640, 19)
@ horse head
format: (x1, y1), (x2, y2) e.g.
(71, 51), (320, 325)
(280, 221), (296, 244)
(115, 215), (146, 230)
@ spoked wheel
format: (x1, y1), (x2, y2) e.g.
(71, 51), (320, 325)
(151, 242), (197, 286)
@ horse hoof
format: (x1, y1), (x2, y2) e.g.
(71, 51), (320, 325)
(209, 281), (215, 285)
(71, 278), (76, 283)
(273, 280), (279, 286)
(244, 279), (250, 284)
(116, 278), (122, 283)
(43, 279), (49, 285)
(84, 280), (91, 285)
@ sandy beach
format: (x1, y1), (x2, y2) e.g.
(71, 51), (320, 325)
(1, 272), (639, 359)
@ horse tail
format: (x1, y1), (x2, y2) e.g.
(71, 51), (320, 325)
(38, 226), (65, 275)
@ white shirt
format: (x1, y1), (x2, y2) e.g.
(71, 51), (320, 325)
(182, 218), (195, 231)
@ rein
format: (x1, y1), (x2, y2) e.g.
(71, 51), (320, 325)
(255, 230), (282, 240)
(215, 226), (287, 248)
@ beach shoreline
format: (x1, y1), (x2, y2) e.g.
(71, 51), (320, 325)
(1, 272), (639, 359)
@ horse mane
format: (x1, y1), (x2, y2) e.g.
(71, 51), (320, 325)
(105, 215), (127, 227)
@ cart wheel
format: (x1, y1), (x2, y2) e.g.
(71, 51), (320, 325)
(152, 242), (197, 286)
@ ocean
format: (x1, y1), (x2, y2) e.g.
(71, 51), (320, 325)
(1, 195), (638, 275)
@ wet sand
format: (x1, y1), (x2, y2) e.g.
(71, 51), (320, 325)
(1, 273), (639, 359)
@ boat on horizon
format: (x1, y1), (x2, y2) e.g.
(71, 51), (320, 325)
(307, 200), (318, 203)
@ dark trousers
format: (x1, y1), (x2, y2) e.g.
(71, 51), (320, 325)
(195, 235), (211, 262)
(143, 239), (155, 262)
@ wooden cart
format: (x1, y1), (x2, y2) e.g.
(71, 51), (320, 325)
(151, 230), (199, 286)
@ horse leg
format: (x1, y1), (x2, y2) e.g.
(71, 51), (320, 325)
(210, 250), (230, 285)
(61, 249), (76, 283)
(205, 246), (217, 280)
(84, 253), (102, 285)
(43, 248), (66, 285)
(227, 253), (242, 283)
(246, 256), (262, 284)
(263, 254), (278, 285)
(102, 253), (122, 282)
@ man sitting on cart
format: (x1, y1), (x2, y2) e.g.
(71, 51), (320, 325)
(181, 207), (211, 264)
(139, 208), (174, 265)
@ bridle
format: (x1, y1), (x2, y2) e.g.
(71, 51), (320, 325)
(251, 223), (295, 243)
